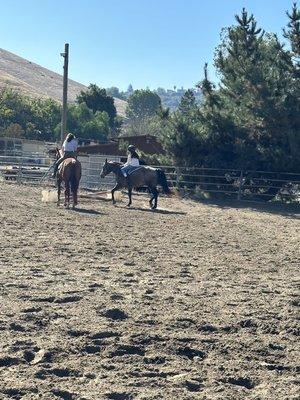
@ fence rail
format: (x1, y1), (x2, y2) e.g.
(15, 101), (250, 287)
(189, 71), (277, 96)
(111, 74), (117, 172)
(0, 155), (299, 203)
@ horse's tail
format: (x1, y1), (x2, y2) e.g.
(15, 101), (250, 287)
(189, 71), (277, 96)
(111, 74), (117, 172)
(156, 169), (171, 194)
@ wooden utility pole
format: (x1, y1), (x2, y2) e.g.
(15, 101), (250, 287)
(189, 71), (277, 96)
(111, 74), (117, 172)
(60, 43), (69, 144)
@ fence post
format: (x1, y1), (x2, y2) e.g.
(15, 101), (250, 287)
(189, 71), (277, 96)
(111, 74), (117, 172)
(175, 167), (180, 190)
(237, 170), (243, 201)
(17, 157), (22, 184)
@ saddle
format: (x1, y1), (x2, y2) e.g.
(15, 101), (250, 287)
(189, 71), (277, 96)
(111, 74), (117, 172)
(128, 166), (143, 175)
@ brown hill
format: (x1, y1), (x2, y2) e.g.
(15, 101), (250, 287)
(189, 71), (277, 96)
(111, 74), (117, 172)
(0, 48), (126, 117)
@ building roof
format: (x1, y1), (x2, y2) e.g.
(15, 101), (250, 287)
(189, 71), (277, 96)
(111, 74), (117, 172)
(78, 135), (165, 156)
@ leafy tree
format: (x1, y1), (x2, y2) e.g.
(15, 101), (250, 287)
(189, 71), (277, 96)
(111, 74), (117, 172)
(284, 2), (300, 56)
(76, 84), (117, 128)
(214, 7), (300, 171)
(178, 89), (197, 116)
(126, 84), (134, 97)
(3, 123), (24, 138)
(55, 102), (110, 142)
(160, 7), (300, 172)
(0, 88), (61, 141)
(106, 86), (126, 100)
(125, 89), (162, 119)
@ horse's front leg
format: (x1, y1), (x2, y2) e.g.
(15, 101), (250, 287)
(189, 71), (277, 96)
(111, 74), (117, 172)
(111, 182), (122, 205)
(127, 187), (132, 207)
(153, 188), (158, 209)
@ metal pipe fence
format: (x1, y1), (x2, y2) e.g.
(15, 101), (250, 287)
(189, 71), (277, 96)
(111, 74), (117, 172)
(0, 154), (299, 203)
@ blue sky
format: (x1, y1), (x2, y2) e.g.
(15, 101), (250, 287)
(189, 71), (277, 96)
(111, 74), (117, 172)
(0, 0), (295, 90)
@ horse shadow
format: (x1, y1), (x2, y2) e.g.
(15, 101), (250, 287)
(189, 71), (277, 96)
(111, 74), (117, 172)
(124, 206), (187, 215)
(72, 207), (106, 216)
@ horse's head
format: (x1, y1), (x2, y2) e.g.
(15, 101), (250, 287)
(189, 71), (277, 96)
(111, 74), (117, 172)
(100, 159), (123, 178)
(100, 159), (112, 178)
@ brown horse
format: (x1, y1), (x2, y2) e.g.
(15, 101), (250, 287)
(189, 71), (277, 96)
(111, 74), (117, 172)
(100, 159), (171, 209)
(55, 149), (82, 209)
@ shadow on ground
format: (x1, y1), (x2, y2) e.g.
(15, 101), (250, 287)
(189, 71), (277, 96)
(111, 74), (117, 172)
(73, 208), (106, 216)
(119, 205), (187, 216)
(199, 198), (299, 219)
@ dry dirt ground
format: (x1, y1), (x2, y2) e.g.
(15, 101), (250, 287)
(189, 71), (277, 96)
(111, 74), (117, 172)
(0, 183), (299, 400)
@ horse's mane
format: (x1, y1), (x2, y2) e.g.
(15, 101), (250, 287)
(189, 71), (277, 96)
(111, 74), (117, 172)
(108, 161), (123, 167)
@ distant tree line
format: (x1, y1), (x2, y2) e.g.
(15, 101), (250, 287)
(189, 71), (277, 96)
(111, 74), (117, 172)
(106, 85), (202, 110)
(0, 84), (121, 142)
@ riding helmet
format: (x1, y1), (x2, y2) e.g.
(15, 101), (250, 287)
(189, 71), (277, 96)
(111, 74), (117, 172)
(128, 145), (136, 152)
(66, 133), (75, 142)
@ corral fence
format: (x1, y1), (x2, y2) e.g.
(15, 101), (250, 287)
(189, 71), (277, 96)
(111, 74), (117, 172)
(0, 154), (120, 190)
(159, 166), (300, 203)
(0, 154), (299, 203)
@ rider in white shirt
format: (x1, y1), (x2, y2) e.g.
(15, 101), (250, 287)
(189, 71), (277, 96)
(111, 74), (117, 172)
(52, 133), (78, 177)
(121, 145), (140, 177)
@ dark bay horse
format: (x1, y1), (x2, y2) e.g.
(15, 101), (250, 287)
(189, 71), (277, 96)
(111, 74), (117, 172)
(100, 159), (171, 209)
(55, 149), (82, 209)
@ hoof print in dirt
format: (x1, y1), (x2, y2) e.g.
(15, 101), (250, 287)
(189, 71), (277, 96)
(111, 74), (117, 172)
(177, 346), (206, 360)
(1, 388), (28, 399)
(90, 331), (120, 340)
(67, 329), (89, 337)
(103, 308), (128, 320)
(143, 356), (166, 364)
(106, 393), (133, 400)
(52, 389), (75, 400)
(224, 377), (255, 390)
(0, 356), (21, 367)
(35, 367), (79, 380)
(110, 345), (145, 357)
(54, 295), (82, 304)
(239, 319), (257, 328)
(198, 323), (218, 332)
(9, 322), (26, 332)
(185, 379), (203, 392)
(84, 345), (101, 354)
(24, 348), (50, 364)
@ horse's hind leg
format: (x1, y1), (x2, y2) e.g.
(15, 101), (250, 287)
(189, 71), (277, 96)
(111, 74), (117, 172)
(57, 179), (61, 206)
(64, 182), (70, 208)
(149, 188), (155, 208)
(72, 184), (78, 208)
(149, 186), (158, 209)
(152, 188), (158, 209)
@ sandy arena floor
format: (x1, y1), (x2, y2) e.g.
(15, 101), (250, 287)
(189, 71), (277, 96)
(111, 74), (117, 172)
(0, 183), (299, 400)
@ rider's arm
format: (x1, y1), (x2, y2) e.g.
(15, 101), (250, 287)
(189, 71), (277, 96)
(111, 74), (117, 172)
(123, 153), (131, 167)
(61, 139), (67, 155)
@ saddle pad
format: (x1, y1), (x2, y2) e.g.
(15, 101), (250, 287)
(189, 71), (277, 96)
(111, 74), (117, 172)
(128, 166), (143, 175)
